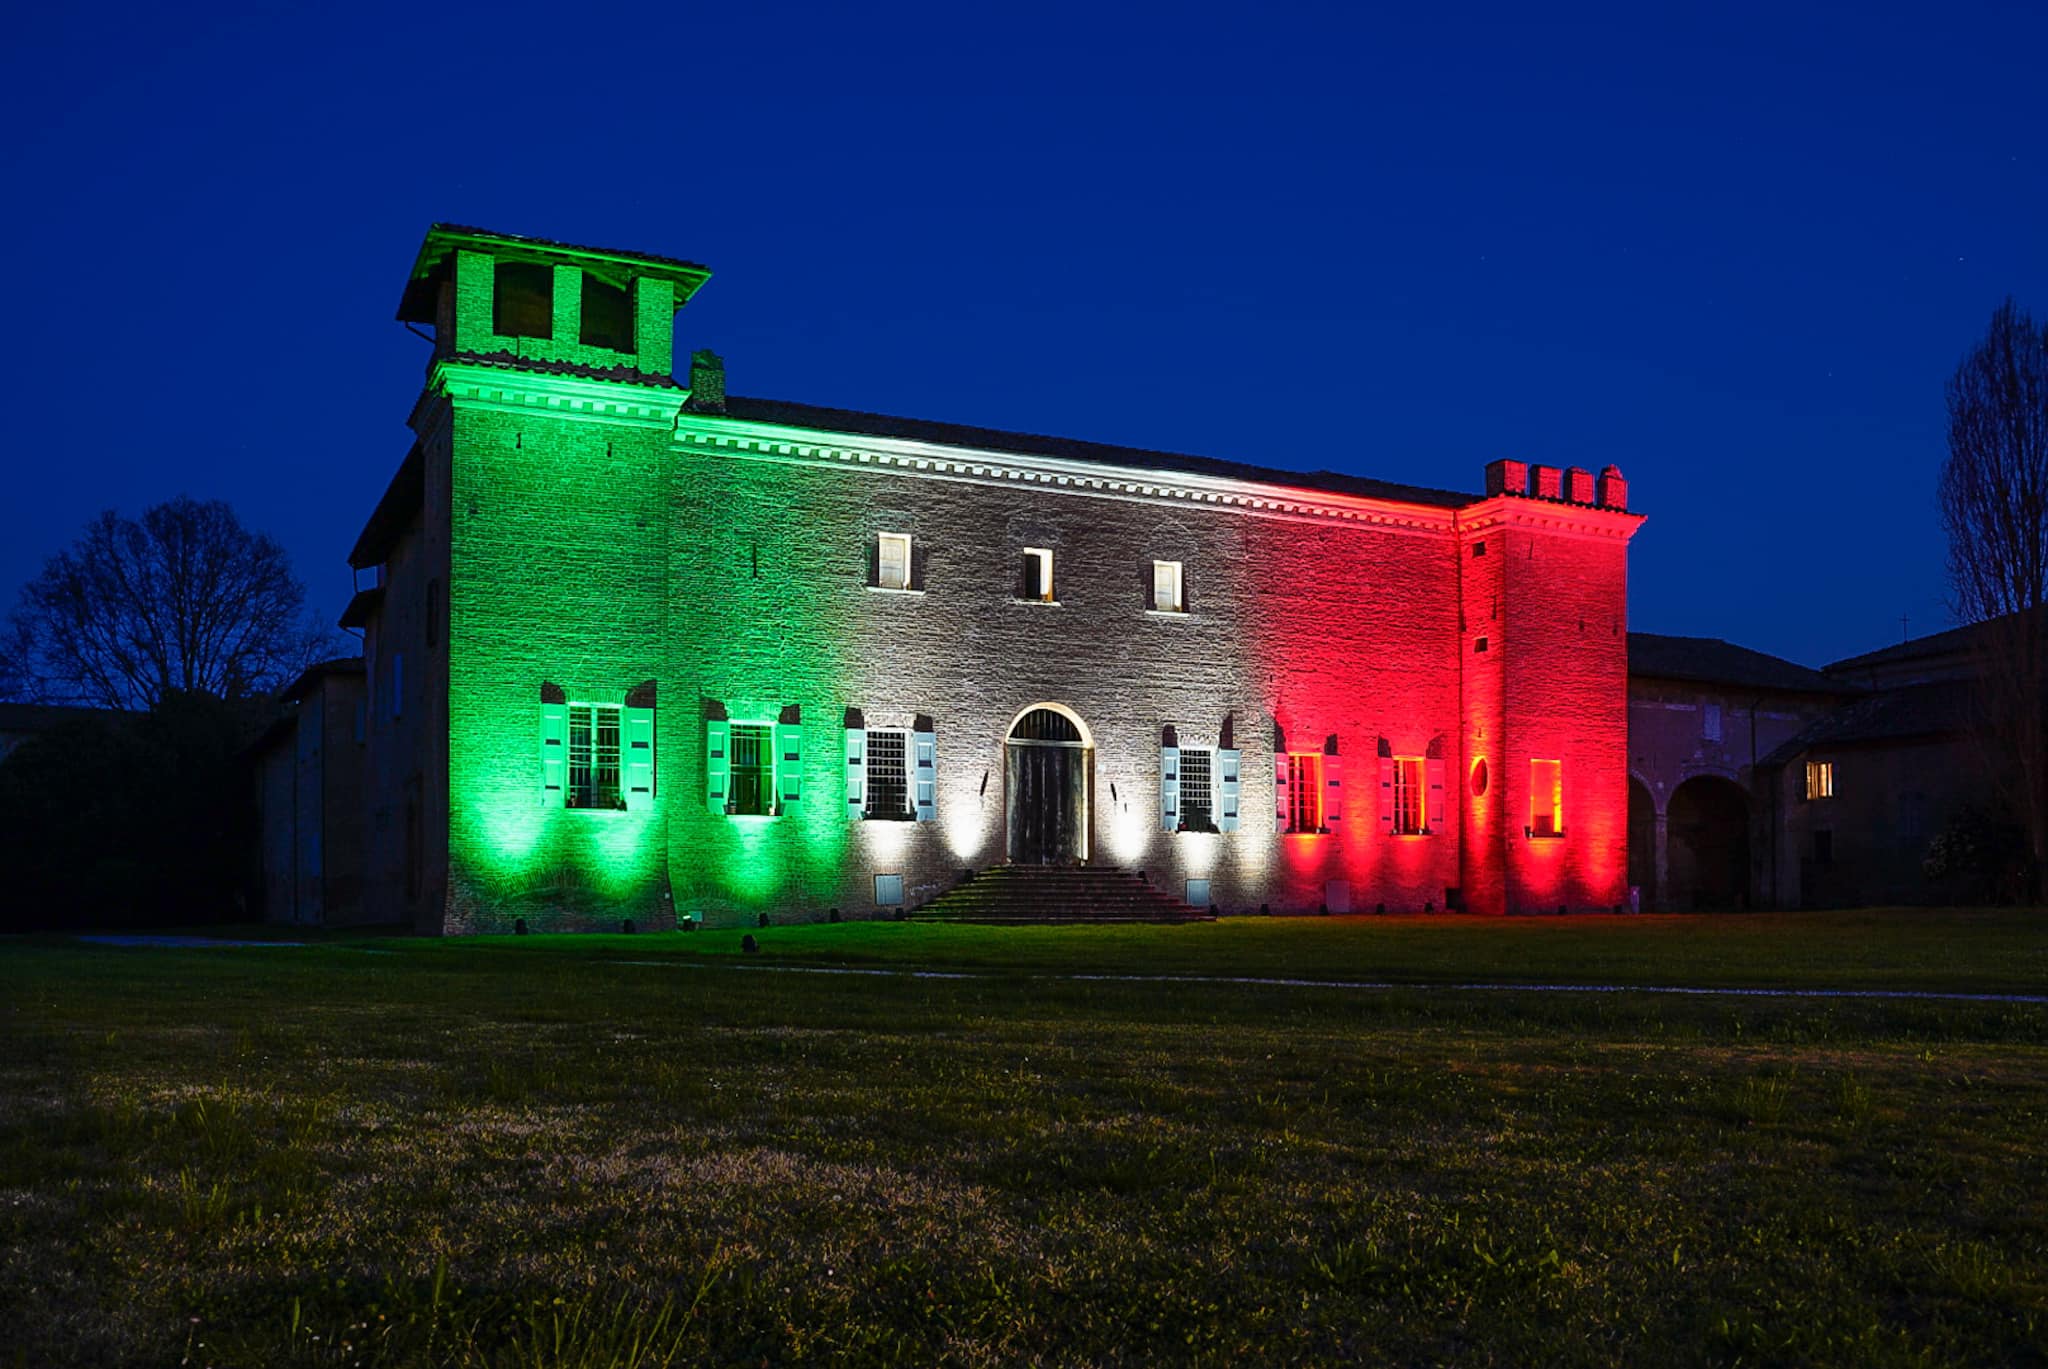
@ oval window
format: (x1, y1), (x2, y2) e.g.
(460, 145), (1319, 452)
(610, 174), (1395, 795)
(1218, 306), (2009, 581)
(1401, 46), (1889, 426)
(1469, 758), (1489, 797)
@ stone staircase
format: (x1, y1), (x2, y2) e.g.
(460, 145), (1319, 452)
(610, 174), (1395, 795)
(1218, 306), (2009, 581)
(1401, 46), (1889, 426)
(913, 865), (1211, 923)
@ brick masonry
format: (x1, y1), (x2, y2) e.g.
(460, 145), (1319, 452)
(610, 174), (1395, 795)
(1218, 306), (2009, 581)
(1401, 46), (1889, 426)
(356, 228), (1645, 932)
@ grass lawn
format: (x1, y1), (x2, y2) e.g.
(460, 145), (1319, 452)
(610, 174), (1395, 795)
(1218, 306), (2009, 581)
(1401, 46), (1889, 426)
(2, 911), (2044, 1366)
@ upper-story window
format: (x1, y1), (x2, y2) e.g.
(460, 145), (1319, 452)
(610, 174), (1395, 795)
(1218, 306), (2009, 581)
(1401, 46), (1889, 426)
(579, 271), (632, 351)
(878, 533), (913, 591)
(493, 261), (553, 340)
(1151, 560), (1185, 612)
(1022, 547), (1054, 603)
(1805, 760), (1834, 800)
(728, 723), (774, 816)
(1703, 702), (1722, 742)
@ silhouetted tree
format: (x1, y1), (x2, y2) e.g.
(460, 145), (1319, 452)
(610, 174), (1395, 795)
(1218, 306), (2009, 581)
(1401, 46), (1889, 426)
(1938, 299), (2048, 899)
(0, 694), (261, 931)
(3, 496), (332, 709)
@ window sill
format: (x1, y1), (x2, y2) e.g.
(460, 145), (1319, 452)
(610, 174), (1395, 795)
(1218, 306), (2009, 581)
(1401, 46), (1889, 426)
(1281, 827), (1332, 837)
(1524, 828), (1568, 841)
(1144, 608), (1194, 619)
(1011, 598), (1062, 607)
(1391, 830), (1435, 839)
(861, 811), (917, 822)
(866, 585), (925, 597)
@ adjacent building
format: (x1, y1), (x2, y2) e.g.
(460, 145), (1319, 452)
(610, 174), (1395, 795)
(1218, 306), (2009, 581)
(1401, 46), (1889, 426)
(249, 658), (370, 926)
(340, 224), (1645, 933)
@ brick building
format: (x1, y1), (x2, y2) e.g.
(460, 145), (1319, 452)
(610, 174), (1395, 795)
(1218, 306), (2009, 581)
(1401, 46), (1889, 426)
(344, 225), (1644, 933)
(1623, 635), (1852, 910)
(249, 658), (370, 926)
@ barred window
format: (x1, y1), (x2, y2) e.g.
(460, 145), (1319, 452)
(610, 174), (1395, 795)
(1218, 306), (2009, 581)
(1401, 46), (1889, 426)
(866, 729), (909, 817)
(1392, 757), (1425, 834)
(568, 704), (623, 810)
(1287, 753), (1323, 832)
(730, 723), (773, 816)
(1179, 748), (1214, 829)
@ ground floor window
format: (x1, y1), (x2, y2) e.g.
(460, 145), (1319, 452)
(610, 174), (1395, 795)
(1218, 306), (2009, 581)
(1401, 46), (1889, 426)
(1530, 758), (1562, 837)
(730, 723), (773, 815)
(866, 729), (909, 818)
(1392, 757), (1425, 834)
(1179, 748), (1215, 830)
(567, 704), (622, 810)
(1805, 760), (1834, 800)
(1286, 752), (1324, 832)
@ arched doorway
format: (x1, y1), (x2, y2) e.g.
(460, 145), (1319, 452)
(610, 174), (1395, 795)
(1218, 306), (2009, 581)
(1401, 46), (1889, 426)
(1667, 775), (1749, 911)
(1006, 704), (1092, 865)
(1628, 777), (1657, 908)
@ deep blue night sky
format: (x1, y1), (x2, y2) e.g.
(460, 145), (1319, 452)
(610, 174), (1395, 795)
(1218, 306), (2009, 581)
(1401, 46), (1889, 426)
(3, 1), (2042, 668)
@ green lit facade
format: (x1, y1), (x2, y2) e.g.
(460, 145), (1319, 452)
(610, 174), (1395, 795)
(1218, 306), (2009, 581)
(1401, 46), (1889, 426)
(348, 225), (1642, 933)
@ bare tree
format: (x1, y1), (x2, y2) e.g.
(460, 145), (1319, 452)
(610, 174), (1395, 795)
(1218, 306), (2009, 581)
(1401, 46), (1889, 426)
(1938, 299), (2048, 899)
(3, 496), (334, 710)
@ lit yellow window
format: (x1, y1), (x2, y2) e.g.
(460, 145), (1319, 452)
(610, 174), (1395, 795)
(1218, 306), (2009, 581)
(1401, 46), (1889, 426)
(1530, 758), (1562, 837)
(1805, 760), (1833, 800)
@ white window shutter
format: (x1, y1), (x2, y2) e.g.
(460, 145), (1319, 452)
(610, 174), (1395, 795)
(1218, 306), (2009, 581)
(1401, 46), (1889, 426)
(1377, 754), (1395, 835)
(623, 705), (655, 811)
(540, 700), (568, 808)
(1426, 756), (1446, 832)
(1159, 745), (1180, 832)
(774, 721), (804, 812)
(846, 727), (866, 819)
(1217, 748), (1241, 832)
(705, 719), (730, 815)
(912, 727), (937, 822)
(1275, 753), (1289, 833)
(1325, 751), (1343, 827)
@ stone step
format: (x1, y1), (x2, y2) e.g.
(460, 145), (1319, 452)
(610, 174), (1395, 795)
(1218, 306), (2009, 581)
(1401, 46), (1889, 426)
(914, 865), (1210, 924)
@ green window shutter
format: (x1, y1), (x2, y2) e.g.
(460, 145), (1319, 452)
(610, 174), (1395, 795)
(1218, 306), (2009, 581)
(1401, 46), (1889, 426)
(540, 700), (568, 808)
(1324, 751), (1343, 828)
(1159, 745), (1180, 832)
(1378, 755), (1396, 835)
(623, 705), (655, 811)
(706, 719), (730, 815)
(775, 721), (804, 813)
(1426, 757), (1446, 833)
(846, 727), (867, 819)
(912, 728), (937, 822)
(1274, 753), (1289, 833)
(1217, 748), (1241, 832)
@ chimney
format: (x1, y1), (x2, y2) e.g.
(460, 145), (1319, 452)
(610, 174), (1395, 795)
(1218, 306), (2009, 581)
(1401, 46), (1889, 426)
(1484, 459), (1529, 497)
(685, 348), (726, 413)
(1597, 464), (1628, 510)
(1565, 466), (1595, 504)
(1531, 465), (1563, 500)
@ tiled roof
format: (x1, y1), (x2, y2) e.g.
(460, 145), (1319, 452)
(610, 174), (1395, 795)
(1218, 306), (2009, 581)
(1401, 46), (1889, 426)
(1825, 609), (2040, 675)
(1628, 633), (1850, 695)
(338, 587), (385, 629)
(278, 657), (365, 703)
(1758, 679), (1974, 767)
(719, 396), (1479, 509)
(348, 444), (422, 570)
